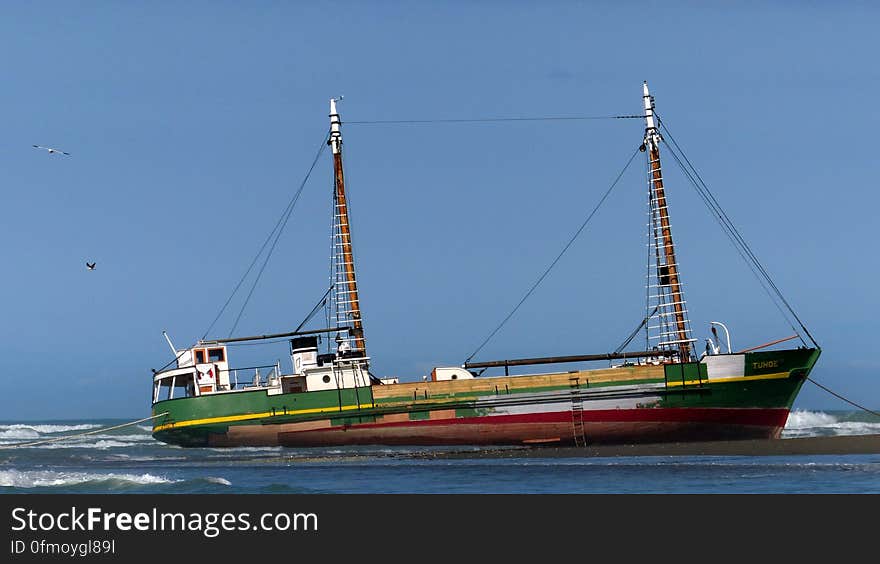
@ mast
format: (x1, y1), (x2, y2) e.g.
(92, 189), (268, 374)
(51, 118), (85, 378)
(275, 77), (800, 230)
(329, 97), (366, 356)
(642, 82), (694, 361)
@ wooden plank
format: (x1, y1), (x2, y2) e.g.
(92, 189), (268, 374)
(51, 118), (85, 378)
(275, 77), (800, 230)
(371, 364), (666, 401)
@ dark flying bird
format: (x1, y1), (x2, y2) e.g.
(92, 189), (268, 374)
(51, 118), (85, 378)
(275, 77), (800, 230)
(33, 145), (70, 156)
(86, 262), (96, 270)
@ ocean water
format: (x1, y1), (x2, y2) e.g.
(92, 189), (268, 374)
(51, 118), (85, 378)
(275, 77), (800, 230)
(0, 409), (878, 494)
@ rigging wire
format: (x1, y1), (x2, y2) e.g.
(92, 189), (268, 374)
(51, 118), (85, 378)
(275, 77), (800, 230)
(806, 377), (880, 418)
(651, 120), (880, 418)
(345, 115), (643, 125)
(198, 131), (330, 340)
(294, 286), (334, 333)
(153, 340), (194, 375)
(463, 146), (642, 364)
(224, 338), (291, 347)
(660, 139), (802, 343)
(657, 118), (818, 348)
(615, 306), (659, 354)
(222, 286), (334, 349)
(228, 132), (331, 337)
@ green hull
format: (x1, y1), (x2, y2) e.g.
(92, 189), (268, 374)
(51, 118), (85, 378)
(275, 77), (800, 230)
(153, 347), (820, 447)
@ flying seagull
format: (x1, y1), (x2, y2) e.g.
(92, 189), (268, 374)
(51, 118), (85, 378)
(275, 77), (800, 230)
(86, 262), (96, 271)
(33, 145), (70, 156)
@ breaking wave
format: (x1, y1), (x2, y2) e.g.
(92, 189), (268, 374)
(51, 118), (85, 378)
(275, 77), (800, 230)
(0, 469), (233, 490)
(0, 420), (156, 448)
(0, 428), (41, 440)
(0, 469), (174, 489)
(0, 423), (102, 435)
(32, 440), (139, 449)
(783, 409), (880, 438)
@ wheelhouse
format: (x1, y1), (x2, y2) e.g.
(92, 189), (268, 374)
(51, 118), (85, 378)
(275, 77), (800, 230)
(151, 334), (374, 405)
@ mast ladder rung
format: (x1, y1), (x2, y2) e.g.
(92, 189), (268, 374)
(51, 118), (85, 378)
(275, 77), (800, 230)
(648, 299), (688, 306)
(657, 340), (698, 347)
(647, 299), (687, 306)
(648, 325), (694, 333)
(654, 307), (689, 314)
(645, 270), (681, 278)
(651, 309), (690, 318)
(652, 330), (692, 338)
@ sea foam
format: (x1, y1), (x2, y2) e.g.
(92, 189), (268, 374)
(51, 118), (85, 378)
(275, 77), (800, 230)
(0, 469), (174, 488)
(0, 423), (102, 434)
(783, 409), (880, 438)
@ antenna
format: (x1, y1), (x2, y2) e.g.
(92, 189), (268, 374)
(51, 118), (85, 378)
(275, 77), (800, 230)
(162, 331), (178, 356)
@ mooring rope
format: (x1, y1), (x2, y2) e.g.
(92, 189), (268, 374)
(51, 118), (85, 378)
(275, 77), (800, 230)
(807, 379), (880, 418)
(0, 412), (169, 450)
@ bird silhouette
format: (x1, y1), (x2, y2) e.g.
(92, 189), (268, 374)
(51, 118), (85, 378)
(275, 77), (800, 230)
(33, 145), (70, 156)
(86, 262), (96, 270)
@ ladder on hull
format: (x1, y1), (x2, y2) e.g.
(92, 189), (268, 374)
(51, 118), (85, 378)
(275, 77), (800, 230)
(569, 377), (586, 447)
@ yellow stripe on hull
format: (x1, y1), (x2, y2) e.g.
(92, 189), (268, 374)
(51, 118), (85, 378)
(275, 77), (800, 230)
(153, 403), (365, 432)
(154, 372), (792, 433)
(665, 371), (790, 388)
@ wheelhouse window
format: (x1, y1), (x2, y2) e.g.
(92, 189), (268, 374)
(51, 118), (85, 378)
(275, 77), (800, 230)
(154, 378), (173, 403)
(172, 374), (195, 399)
(208, 348), (225, 363)
(153, 374), (196, 403)
(194, 349), (206, 364)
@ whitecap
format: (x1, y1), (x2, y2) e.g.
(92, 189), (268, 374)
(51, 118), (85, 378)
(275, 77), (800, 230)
(0, 469), (174, 488)
(820, 421), (880, 436)
(0, 423), (102, 434)
(783, 409), (880, 438)
(31, 440), (136, 450)
(785, 410), (837, 429)
(0, 428), (41, 440)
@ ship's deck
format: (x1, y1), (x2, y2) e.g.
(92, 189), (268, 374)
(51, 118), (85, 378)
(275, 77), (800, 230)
(372, 363), (667, 405)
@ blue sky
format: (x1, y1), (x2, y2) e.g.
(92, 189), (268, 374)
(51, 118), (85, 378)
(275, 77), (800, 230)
(0, 2), (876, 419)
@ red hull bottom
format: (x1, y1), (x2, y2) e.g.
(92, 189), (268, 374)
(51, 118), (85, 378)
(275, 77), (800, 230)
(208, 408), (790, 448)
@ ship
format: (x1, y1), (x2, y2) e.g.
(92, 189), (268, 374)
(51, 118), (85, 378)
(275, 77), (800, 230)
(150, 83), (821, 448)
